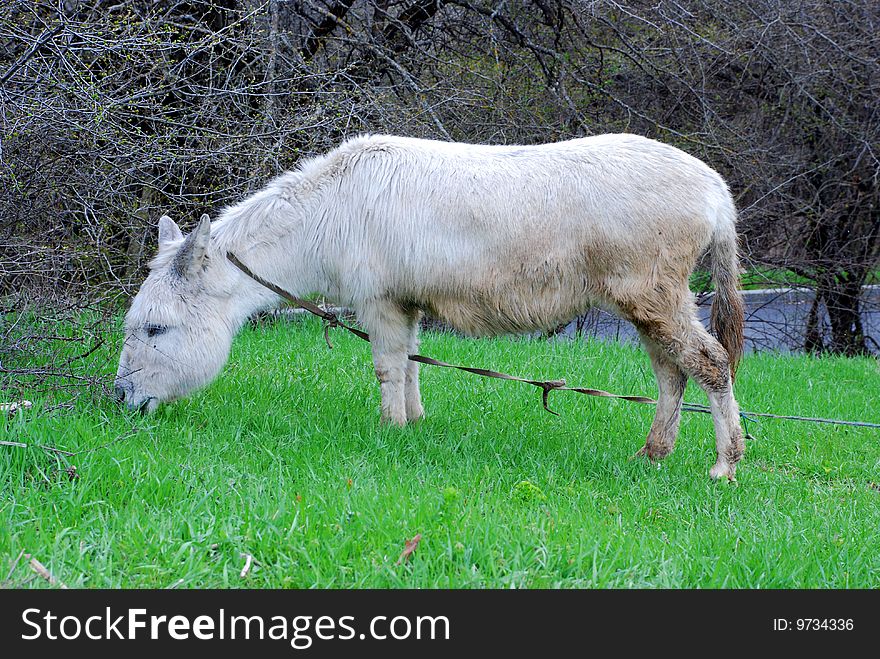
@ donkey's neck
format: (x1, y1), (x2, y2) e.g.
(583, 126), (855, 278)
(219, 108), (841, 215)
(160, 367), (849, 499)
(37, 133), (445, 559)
(210, 175), (325, 321)
(211, 182), (292, 258)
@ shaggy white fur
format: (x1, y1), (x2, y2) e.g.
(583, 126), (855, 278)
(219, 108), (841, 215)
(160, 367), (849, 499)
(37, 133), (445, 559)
(115, 133), (746, 479)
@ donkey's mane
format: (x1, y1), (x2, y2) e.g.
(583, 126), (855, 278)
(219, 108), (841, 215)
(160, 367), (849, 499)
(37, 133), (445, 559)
(201, 134), (387, 256)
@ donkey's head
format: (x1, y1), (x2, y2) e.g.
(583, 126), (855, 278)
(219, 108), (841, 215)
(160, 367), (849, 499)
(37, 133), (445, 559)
(114, 214), (239, 412)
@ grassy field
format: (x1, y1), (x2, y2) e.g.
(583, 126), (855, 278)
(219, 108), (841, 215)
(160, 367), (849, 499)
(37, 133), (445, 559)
(689, 266), (880, 291)
(2, 316), (879, 588)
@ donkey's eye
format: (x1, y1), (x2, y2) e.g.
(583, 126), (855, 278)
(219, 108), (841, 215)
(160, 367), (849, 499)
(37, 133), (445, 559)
(145, 324), (168, 338)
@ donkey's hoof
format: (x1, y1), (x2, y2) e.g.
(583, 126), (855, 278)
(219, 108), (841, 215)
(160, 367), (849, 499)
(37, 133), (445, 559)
(380, 413), (408, 427)
(709, 461), (737, 481)
(634, 442), (673, 462)
(405, 403), (425, 423)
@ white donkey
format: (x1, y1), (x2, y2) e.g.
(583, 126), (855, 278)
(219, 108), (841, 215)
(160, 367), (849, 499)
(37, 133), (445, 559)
(115, 133), (745, 479)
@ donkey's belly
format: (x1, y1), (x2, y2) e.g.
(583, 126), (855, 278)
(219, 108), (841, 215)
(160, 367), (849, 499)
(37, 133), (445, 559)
(422, 286), (594, 337)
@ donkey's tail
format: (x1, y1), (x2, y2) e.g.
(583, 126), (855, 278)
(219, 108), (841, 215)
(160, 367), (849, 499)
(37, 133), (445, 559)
(709, 198), (745, 380)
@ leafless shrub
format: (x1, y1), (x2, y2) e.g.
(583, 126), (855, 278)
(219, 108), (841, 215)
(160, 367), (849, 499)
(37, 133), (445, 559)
(1, 0), (877, 403)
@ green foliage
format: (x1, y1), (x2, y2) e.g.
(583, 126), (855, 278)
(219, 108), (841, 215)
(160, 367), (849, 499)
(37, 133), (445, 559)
(2, 317), (878, 588)
(512, 480), (547, 504)
(690, 267), (880, 293)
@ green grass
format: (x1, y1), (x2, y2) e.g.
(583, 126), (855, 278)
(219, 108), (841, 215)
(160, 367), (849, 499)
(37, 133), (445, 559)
(2, 316), (879, 588)
(689, 266), (880, 292)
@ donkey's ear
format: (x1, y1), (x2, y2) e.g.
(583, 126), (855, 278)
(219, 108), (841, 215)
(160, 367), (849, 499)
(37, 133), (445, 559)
(171, 214), (212, 278)
(158, 215), (183, 245)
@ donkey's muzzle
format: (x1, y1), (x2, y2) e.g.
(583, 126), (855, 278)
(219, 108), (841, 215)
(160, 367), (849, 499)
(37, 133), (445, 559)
(113, 385), (126, 403)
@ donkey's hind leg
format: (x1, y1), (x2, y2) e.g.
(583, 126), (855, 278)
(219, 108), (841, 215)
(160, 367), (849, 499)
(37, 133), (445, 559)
(632, 302), (744, 480)
(684, 325), (745, 481)
(636, 336), (687, 461)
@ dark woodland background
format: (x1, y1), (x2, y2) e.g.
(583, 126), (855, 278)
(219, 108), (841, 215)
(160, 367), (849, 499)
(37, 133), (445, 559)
(1, 1), (878, 371)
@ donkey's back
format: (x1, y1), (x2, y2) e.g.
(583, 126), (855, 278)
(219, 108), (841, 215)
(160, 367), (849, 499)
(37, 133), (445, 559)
(317, 134), (734, 337)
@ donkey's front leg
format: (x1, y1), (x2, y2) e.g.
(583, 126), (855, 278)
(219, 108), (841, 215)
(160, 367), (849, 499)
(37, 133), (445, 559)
(373, 349), (407, 425)
(361, 301), (411, 426)
(404, 310), (424, 422)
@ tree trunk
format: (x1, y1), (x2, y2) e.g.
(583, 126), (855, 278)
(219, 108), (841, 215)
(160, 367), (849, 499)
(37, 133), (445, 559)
(804, 293), (825, 354)
(124, 182), (158, 283)
(820, 277), (868, 356)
